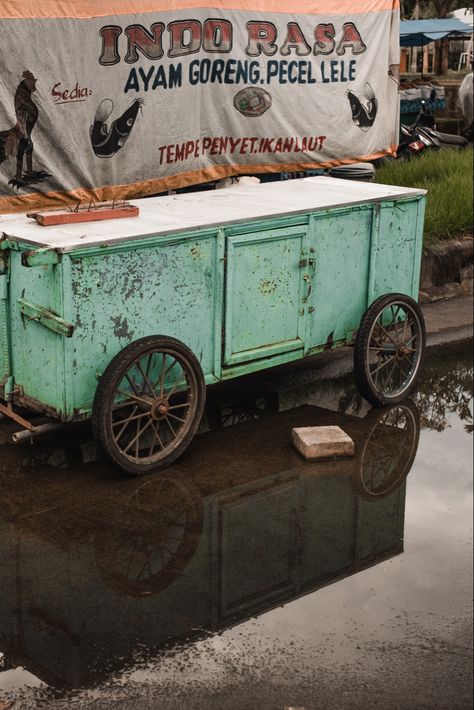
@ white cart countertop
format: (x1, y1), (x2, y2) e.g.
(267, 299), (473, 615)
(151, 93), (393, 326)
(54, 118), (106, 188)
(1, 177), (426, 254)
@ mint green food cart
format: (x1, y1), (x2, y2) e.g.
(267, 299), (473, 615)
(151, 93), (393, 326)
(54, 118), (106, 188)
(0, 177), (426, 474)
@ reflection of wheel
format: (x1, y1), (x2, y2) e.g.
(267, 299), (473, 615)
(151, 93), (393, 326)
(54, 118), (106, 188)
(94, 477), (203, 596)
(92, 336), (206, 475)
(354, 293), (426, 406)
(353, 400), (420, 501)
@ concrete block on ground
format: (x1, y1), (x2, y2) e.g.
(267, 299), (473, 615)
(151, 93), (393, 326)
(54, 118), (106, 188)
(292, 425), (354, 460)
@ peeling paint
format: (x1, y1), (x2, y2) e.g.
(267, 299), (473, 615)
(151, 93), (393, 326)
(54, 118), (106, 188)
(111, 316), (134, 341)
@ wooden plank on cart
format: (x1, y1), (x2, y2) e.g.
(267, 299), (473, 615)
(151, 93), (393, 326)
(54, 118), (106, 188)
(26, 201), (139, 226)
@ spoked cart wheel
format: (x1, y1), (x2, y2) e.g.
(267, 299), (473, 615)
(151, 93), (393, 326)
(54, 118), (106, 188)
(354, 293), (426, 407)
(92, 336), (206, 475)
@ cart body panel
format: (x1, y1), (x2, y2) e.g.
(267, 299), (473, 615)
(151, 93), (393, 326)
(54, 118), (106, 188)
(0, 177), (426, 422)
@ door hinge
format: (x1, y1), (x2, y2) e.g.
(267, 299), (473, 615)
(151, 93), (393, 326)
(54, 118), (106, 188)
(0, 274), (8, 299)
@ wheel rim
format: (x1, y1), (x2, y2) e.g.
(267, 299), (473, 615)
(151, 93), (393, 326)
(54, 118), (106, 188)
(94, 478), (203, 596)
(365, 301), (423, 400)
(108, 347), (199, 464)
(356, 403), (419, 499)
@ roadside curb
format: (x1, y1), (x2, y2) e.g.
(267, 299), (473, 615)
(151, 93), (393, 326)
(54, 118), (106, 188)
(419, 236), (473, 304)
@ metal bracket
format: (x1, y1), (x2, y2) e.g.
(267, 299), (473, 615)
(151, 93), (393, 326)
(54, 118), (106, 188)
(18, 299), (74, 338)
(0, 400), (35, 430)
(21, 248), (60, 268)
(0, 401), (68, 441)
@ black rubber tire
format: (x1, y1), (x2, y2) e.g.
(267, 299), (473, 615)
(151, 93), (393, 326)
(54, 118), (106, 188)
(354, 293), (426, 407)
(92, 336), (206, 475)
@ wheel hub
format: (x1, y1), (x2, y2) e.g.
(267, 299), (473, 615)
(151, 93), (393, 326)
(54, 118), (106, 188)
(396, 344), (411, 360)
(151, 398), (169, 420)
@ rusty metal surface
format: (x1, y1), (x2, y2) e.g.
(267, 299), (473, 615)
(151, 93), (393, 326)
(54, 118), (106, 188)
(0, 401), (35, 430)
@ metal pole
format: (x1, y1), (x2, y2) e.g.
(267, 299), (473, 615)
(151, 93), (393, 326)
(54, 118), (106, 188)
(12, 422), (69, 443)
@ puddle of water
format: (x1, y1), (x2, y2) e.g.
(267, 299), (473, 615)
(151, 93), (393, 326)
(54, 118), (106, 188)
(0, 341), (472, 710)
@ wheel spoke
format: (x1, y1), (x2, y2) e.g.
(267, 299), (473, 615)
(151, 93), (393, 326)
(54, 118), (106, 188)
(112, 410), (150, 427)
(117, 389), (152, 406)
(165, 416), (176, 437)
(136, 358), (155, 398)
(125, 372), (141, 397)
(401, 312), (409, 343)
(381, 358), (397, 392)
(159, 353), (167, 396)
(135, 417), (140, 458)
(165, 370), (186, 399)
(376, 322), (399, 347)
(384, 357), (399, 392)
(370, 354), (397, 377)
(113, 404), (138, 444)
(123, 417), (154, 455)
(156, 354), (177, 395)
(389, 305), (400, 342)
(148, 422), (159, 457)
(167, 412), (186, 424)
(392, 306), (404, 343)
(112, 399), (138, 410)
(145, 353), (153, 384)
(400, 355), (412, 380)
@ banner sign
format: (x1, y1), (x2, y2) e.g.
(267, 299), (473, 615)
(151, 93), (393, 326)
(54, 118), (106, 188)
(0, 1), (400, 213)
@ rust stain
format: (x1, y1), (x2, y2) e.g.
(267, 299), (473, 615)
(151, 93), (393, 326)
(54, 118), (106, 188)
(324, 330), (335, 350)
(259, 279), (277, 295)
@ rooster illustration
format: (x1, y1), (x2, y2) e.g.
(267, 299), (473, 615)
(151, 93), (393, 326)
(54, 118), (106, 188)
(0, 70), (50, 188)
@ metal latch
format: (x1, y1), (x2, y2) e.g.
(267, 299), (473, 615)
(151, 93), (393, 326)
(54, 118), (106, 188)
(298, 258), (316, 268)
(18, 298), (74, 338)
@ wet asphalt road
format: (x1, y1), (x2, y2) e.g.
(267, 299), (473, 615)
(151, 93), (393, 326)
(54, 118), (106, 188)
(0, 340), (472, 710)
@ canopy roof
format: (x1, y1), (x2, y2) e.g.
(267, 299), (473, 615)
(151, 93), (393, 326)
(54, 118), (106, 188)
(400, 17), (473, 47)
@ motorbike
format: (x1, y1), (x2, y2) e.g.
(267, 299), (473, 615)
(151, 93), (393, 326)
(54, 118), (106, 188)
(397, 89), (469, 159)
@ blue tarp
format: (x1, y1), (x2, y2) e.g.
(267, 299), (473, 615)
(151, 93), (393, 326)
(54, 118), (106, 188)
(400, 18), (473, 47)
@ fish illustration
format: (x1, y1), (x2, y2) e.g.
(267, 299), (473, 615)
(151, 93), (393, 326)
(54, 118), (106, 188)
(90, 98), (143, 158)
(347, 83), (378, 131)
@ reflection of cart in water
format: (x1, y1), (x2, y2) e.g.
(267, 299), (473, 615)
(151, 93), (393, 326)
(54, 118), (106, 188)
(0, 398), (420, 688)
(0, 178), (426, 473)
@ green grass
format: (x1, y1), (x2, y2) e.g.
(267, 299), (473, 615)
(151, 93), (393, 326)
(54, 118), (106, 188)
(374, 148), (473, 246)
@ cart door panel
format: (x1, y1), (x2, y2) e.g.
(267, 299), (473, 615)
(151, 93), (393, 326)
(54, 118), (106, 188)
(308, 207), (372, 349)
(373, 200), (421, 299)
(224, 227), (307, 366)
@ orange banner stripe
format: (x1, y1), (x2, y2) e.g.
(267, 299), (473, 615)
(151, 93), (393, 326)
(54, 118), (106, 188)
(0, 0), (399, 19)
(0, 148), (397, 215)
